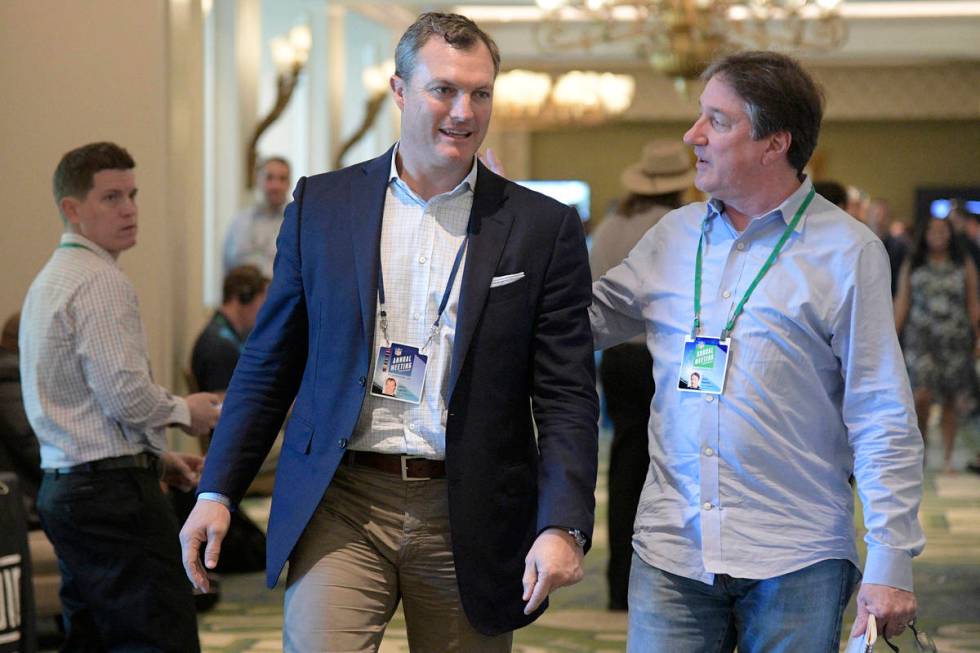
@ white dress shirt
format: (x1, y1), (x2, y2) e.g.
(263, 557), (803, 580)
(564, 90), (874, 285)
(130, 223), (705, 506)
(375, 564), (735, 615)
(349, 148), (477, 460)
(20, 233), (189, 468)
(591, 178), (925, 590)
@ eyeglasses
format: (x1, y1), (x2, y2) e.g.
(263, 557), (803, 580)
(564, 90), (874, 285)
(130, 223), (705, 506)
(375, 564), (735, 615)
(882, 620), (937, 653)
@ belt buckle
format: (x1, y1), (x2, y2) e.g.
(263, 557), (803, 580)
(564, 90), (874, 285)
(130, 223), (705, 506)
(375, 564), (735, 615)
(400, 455), (430, 482)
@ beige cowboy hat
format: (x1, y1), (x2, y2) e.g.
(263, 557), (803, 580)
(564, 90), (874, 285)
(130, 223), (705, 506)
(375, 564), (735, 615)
(620, 139), (695, 195)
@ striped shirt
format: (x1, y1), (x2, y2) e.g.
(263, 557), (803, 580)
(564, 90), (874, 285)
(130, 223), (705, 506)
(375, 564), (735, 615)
(20, 232), (189, 469)
(348, 148), (477, 459)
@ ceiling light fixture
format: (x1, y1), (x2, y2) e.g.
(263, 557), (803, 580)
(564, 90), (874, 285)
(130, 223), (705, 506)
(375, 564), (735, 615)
(533, 0), (847, 81)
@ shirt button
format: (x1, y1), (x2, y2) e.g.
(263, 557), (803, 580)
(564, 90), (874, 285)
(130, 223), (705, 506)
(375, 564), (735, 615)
(704, 395), (714, 403)
(413, 312), (421, 320)
(338, 438), (348, 449)
(722, 290), (732, 299)
(702, 501), (713, 511)
(419, 255), (427, 264)
(736, 242), (746, 251)
(704, 447), (715, 457)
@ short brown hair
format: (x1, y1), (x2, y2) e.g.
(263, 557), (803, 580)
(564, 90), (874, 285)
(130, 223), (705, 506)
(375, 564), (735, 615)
(256, 156), (290, 177)
(394, 12), (500, 82)
(53, 142), (135, 205)
(703, 52), (824, 175)
(222, 265), (269, 305)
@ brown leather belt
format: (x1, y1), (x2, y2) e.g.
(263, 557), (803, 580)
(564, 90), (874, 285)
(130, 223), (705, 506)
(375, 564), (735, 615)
(343, 451), (445, 481)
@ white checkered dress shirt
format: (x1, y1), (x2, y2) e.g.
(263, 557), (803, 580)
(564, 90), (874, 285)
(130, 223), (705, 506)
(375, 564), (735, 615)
(20, 232), (190, 469)
(348, 150), (477, 459)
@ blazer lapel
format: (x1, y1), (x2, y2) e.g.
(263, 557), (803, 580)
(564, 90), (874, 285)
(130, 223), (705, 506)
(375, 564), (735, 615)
(447, 164), (513, 398)
(349, 147), (394, 346)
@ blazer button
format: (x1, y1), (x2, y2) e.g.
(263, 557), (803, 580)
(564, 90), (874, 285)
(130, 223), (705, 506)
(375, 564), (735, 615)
(358, 376), (366, 386)
(338, 438), (348, 449)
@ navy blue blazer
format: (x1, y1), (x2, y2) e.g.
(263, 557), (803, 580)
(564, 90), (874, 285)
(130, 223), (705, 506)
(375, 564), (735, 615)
(199, 147), (599, 635)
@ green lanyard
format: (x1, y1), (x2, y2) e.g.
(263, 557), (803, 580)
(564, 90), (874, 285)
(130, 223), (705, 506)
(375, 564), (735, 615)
(693, 187), (815, 340)
(58, 242), (94, 253)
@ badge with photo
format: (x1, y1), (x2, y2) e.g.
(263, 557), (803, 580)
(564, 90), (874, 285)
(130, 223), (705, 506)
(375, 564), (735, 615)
(370, 342), (428, 404)
(677, 336), (731, 395)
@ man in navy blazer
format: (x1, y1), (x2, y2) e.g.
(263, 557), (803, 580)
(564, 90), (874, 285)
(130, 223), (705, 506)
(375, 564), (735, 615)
(180, 12), (598, 652)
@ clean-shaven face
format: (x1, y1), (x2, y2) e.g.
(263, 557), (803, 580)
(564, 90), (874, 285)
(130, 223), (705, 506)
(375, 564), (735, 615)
(64, 169), (139, 257)
(683, 75), (772, 205)
(391, 37), (495, 177)
(260, 160), (290, 208)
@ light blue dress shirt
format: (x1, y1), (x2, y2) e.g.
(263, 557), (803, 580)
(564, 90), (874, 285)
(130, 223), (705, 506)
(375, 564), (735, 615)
(590, 178), (925, 591)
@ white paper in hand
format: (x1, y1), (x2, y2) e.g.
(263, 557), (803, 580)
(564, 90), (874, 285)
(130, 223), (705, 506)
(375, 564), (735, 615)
(844, 614), (878, 653)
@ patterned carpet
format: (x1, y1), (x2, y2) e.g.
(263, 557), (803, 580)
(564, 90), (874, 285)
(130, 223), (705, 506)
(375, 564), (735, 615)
(195, 418), (980, 653)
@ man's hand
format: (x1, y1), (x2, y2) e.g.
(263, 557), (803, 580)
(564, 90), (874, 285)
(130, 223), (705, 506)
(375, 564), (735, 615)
(179, 499), (231, 594)
(182, 392), (221, 436)
(850, 583), (917, 640)
(522, 528), (585, 615)
(160, 451), (203, 492)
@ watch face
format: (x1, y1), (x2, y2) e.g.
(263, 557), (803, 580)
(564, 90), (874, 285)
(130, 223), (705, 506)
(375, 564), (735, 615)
(568, 529), (586, 547)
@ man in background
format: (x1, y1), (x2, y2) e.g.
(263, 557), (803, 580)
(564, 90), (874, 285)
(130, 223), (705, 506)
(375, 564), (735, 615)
(191, 264), (269, 394)
(588, 138), (694, 612)
(865, 197), (910, 295)
(948, 202), (980, 269)
(20, 142), (220, 651)
(223, 156), (291, 277)
(813, 179), (847, 210)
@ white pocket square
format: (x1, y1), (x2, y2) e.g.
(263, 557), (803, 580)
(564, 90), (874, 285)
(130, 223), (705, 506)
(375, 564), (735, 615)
(490, 272), (525, 288)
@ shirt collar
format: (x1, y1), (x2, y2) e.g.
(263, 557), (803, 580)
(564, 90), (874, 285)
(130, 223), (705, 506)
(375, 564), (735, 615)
(60, 232), (118, 266)
(707, 176), (814, 235)
(387, 141), (479, 203)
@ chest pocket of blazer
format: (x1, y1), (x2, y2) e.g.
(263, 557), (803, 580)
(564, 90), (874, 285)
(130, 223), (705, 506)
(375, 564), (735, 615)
(486, 275), (528, 305)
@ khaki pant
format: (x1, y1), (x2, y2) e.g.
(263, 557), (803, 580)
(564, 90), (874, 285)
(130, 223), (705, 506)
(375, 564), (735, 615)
(284, 462), (513, 653)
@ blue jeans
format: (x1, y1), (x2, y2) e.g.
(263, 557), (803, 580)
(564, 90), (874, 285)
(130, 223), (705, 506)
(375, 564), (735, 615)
(627, 554), (861, 653)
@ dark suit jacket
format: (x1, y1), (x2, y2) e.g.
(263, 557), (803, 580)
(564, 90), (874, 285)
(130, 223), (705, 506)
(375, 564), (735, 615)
(199, 147), (599, 635)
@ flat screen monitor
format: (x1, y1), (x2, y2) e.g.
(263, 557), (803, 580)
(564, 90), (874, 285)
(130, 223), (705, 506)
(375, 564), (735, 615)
(515, 180), (591, 223)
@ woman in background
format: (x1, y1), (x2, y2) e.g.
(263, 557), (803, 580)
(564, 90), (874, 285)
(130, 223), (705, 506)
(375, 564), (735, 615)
(895, 216), (980, 473)
(589, 139), (693, 610)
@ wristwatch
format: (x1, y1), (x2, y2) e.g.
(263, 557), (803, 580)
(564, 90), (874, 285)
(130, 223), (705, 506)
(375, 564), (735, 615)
(566, 528), (587, 549)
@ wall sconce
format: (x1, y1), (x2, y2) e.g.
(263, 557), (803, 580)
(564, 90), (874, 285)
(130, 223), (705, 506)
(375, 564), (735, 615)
(245, 24), (311, 189)
(332, 59), (395, 170)
(494, 69), (635, 125)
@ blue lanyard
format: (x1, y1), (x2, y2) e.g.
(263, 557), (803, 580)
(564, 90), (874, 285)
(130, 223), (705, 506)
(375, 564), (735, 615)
(378, 237), (468, 352)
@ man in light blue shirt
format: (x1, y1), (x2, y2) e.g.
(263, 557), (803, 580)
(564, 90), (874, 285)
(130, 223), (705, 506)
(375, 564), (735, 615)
(223, 157), (291, 278)
(590, 51), (924, 653)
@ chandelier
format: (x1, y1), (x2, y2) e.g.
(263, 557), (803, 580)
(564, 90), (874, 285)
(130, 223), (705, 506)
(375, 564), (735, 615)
(533, 0), (847, 80)
(493, 69), (636, 124)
